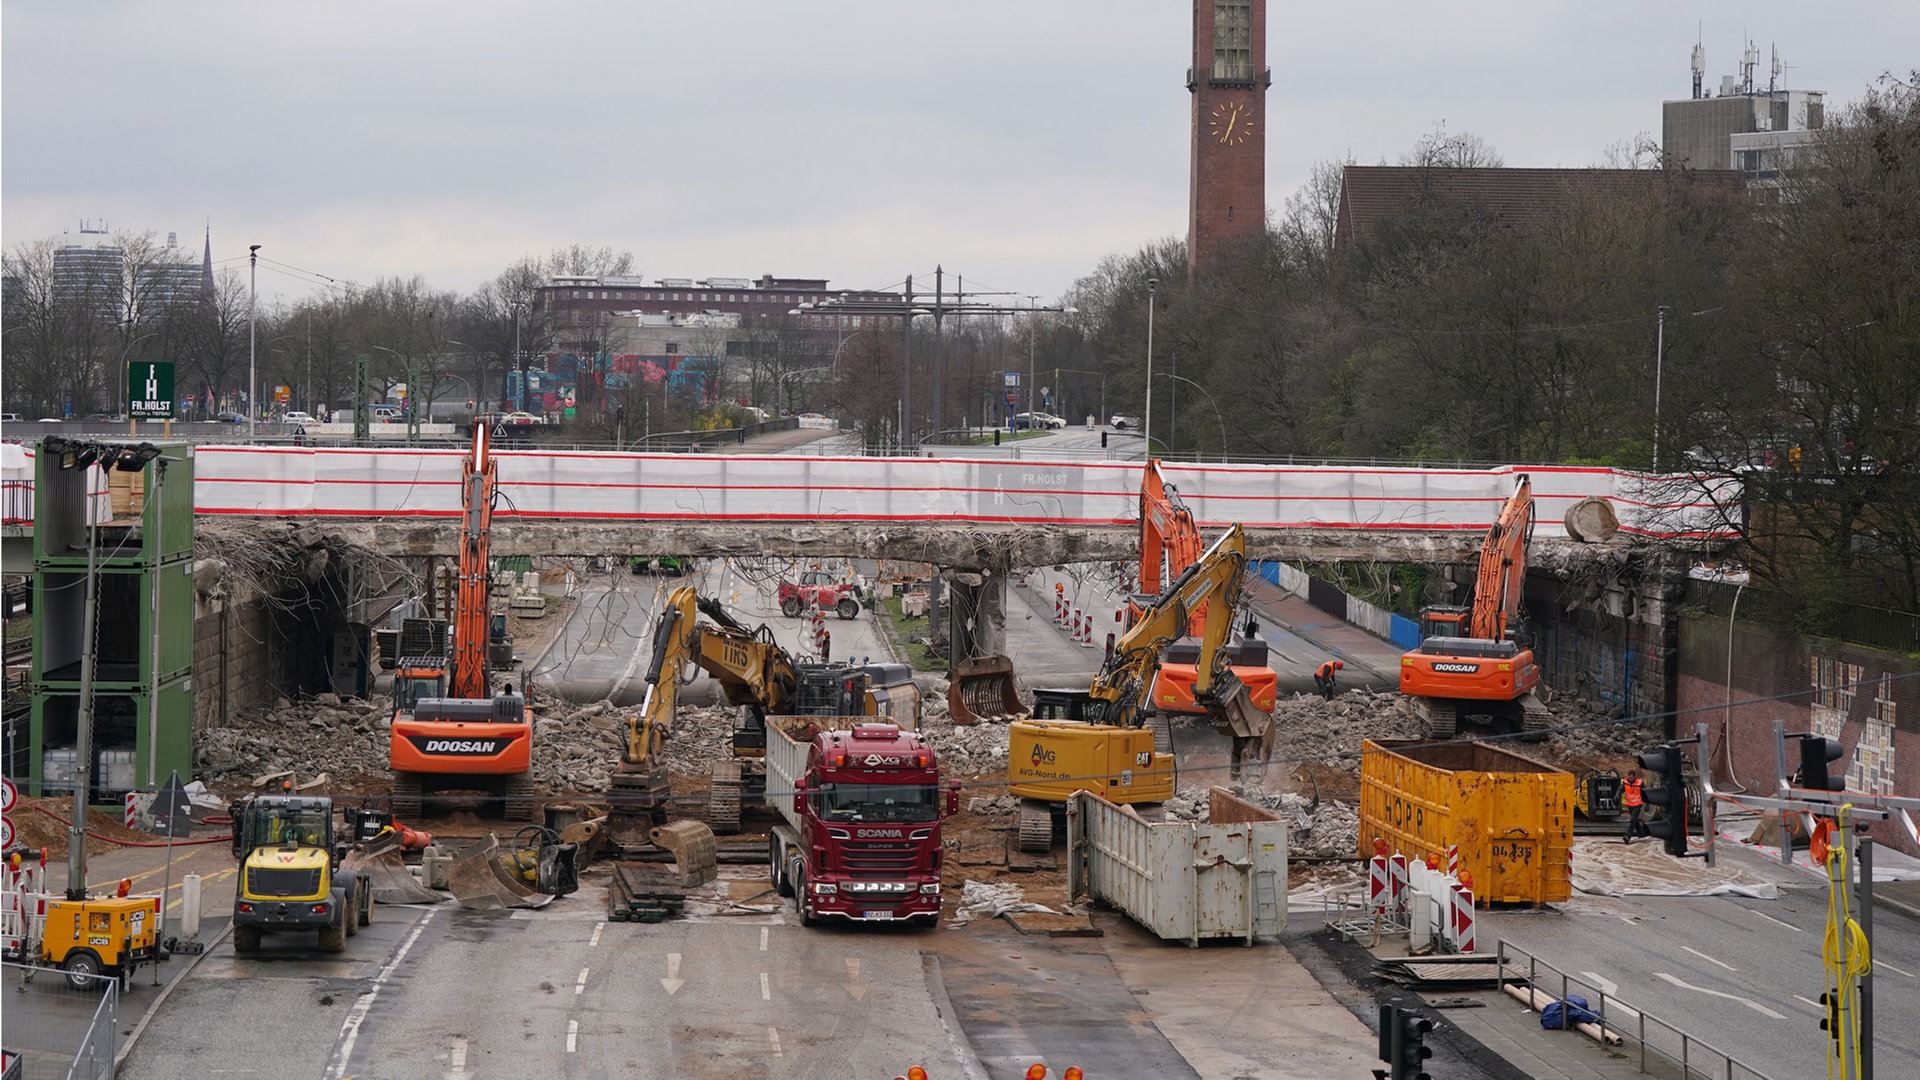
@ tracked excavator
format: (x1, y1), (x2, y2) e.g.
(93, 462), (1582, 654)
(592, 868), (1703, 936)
(1131, 460), (1278, 736)
(1398, 474), (1548, 737)
(609, 585), (918, 846)
(388, 425), (537, 821)
(1008, 524), (1268, 851)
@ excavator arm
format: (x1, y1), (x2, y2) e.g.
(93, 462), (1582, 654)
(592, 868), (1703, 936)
(625, 586), (800, 768)
(1137, 459), (1206, 603)
(449, 426), (498, 700)
(1468, 475), (1534, 643)
(1093, 523), (1249, 727)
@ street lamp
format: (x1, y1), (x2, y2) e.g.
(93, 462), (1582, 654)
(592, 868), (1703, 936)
(445, 339), (484, 412)
(1158, 372), (1227, 462)
(248, 244), (260, 439)
(1144, 278), (1157, 449)
(1022, 297), (1078, 426)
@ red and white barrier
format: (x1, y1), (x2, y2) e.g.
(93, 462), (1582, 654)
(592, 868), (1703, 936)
(1368, 856), (1391, 913)
(1389, 853), (1408, 914)
(1445, 844), (1459, 879)
(1451, 885), (1477, 953)
(125, 791), (139, 829)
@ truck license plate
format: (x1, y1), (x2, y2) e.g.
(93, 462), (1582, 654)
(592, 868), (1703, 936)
(863, 911), (895, 921)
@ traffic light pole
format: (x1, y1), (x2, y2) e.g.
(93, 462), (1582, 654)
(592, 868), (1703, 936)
(1857, 836), (1873, 1080)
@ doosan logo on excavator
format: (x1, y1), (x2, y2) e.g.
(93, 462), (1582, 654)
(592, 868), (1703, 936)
(416, 738), (507, 754)
(1431, 662), (1480, 674)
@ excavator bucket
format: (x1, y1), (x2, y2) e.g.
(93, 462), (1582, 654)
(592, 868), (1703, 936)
(447, 833), (557, 910)
(1202, 668), (1274, 783)
(948, 654), (1028, 725)
(650, 820), (719, 887)
(341, 831), (446, 906)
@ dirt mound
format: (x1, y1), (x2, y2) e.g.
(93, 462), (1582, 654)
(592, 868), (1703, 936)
(9, 797), (160, 858)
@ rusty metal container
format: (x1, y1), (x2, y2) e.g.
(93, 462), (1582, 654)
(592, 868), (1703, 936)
(1359, 739), (1573, 905)
(1066, 787), (1287, 946)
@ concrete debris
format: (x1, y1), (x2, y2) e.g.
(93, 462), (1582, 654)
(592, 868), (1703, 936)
(950, 879), (1056, 926)
(191, 655), (1654, 863)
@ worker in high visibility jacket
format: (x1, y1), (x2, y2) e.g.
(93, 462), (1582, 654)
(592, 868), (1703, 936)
(1622, 773), (1645, 843)
(1313, 659), (1344, 700)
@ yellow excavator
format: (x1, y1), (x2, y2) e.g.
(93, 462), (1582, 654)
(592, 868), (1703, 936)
(1007, 524), (1268, 851)
(609, 585), (918, 845)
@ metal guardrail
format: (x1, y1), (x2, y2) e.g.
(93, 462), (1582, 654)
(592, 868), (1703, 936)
(2, 959), (120, 1079)
(1496, 940), (1774, 1080)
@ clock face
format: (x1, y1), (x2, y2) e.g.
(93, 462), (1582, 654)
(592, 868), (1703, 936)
(1208, 102), (1253, 146)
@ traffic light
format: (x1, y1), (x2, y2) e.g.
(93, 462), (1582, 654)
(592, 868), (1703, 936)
(1637, 743), (1690, 856)
(1377, 1003), (1433, 1080)
(1819, 988), (1843, 1056)
(1798, 735), (1844, 792)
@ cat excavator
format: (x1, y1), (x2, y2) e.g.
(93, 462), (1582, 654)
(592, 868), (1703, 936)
(1398, 474), (1548, 736)
(609, 585), (918, 846)
(1008, 524), (1268, 850)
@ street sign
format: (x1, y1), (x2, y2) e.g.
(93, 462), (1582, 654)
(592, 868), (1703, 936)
(128, 361), (176, 419)
(151, 770), (193, 839)
(1, 776), (16, 813)
(1, 815), (13, 849)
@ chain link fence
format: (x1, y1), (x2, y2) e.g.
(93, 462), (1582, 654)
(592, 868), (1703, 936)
(2, 959), (119, 1079)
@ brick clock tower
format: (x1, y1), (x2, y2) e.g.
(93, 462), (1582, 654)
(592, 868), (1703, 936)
(1188, 0), (1270, 276)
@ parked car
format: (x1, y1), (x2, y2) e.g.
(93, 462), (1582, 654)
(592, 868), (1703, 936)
(216, 410), (247, 423)
(501, 411), (540, 426)
(1, 413), (23, 423)
(1012, 412), (1065, 430)
(282, 411), (317, 425)
(1110, 415), (1140, 430)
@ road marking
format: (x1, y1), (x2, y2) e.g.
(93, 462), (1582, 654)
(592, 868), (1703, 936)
(1655, 973), (1786, 1019)
(326, 909), (436, 1079)
(447, 1035), (469, 1080)
(589, 922), (604, 948)
(661, 952), (684, 995)
(1876, 959), (1916, 979)
(1682, 946), (1736, 972)
(575, 968), (590, 995)
(1795, 994), (1825, 1012)
(1578, 972), (1639, 1018)
(160, 866), (239, 913)
(760, 926), (769, 951)
(846, 957), (870, 1001)
(1615, 915), (1638, 925)
(768, 1026), (784, 1057)
(760, 971), (771, 1001)
(566, 1020), (578, 1053)
(1745, 908), (1803, 933)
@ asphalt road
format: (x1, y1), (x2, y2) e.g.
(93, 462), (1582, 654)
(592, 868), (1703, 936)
(1477, 843), (1920, 1077)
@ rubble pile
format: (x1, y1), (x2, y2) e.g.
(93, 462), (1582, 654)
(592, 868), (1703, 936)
(1162, 787), (1362, 858)
(1265, 689), (1426, 773)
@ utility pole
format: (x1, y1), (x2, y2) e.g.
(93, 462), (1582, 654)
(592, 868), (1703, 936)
(1653, 305), (1669, 472)
(1144, 278), (1158, 451)
(902, 274), (914, 449)
(248, 244), (260, 439)
(932, 266), (944, 446)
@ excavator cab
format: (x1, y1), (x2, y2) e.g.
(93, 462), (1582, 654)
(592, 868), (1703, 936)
(1417, 605), (1470, 640)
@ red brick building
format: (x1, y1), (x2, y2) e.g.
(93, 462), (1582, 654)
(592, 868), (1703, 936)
(1188, 0), (1270, 276)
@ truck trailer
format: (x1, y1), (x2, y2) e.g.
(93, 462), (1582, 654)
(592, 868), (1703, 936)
(764, 716), (956, 927)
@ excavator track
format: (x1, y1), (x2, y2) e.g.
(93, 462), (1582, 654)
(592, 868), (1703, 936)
(389, 773), (423, 823)
(1017, 799), (1054, 853)
(1421, 699), (1459, 740)
(503, 771), (537, 821)
(707, 762), (743, 835)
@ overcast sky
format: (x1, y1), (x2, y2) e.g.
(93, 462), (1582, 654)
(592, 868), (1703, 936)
(4, 2), (1912, 308)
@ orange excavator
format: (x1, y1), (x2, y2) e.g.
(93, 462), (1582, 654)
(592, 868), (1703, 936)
(1399, 474), (1546, 737)
(389, 425), (536, 820)
(1130, 460), (1278, 737)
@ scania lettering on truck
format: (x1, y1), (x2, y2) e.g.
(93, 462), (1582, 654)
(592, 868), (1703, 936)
(765, 717), (957, 927)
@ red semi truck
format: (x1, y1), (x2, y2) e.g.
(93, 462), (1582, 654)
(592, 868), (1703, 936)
(765, 715), (956, 927)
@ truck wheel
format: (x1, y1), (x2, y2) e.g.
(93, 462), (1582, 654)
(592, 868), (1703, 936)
(836, 597), (859, 620)
(320, 921), (348, 954)
(232, 925), (261, 953)
(62, 948), (104, 990)
(781, 596), (803, 618)
(794, 872), (816, 927)
(769, 837), (791, 897)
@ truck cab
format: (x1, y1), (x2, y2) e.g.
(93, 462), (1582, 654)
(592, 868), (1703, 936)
(772, 721), (958, 928)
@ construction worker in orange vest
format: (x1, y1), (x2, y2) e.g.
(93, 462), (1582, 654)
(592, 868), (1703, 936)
(1622, 773), (1646, 843)
(1313, 659), (1344, 700)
